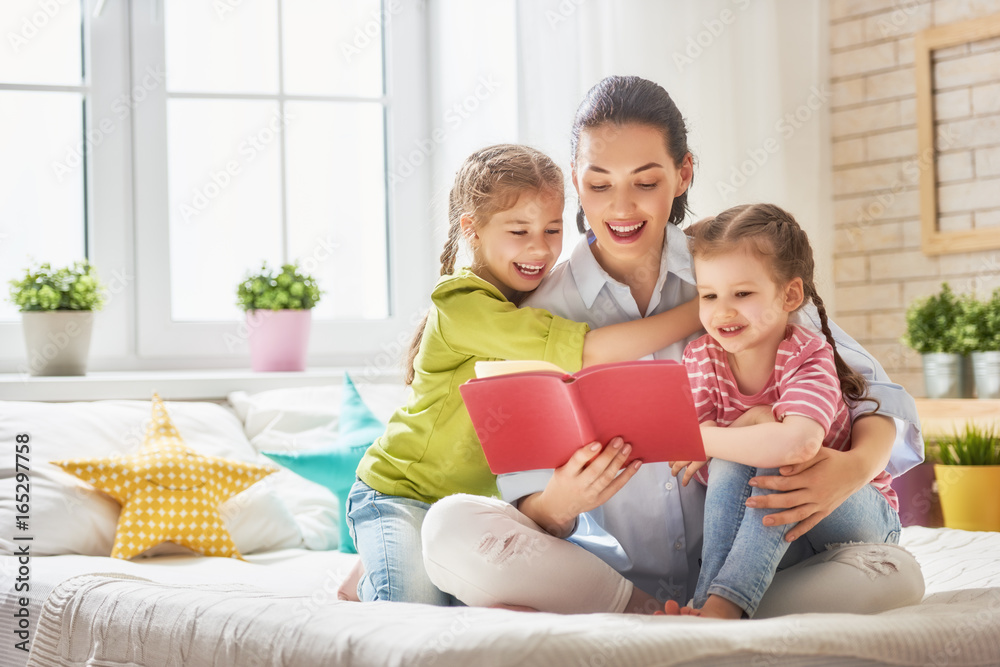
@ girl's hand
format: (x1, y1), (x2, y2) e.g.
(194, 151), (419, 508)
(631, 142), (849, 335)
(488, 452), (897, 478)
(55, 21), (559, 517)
(519, 437), (641, 538)
(730, 405), (775, 428)
(669, 459), (709, 487)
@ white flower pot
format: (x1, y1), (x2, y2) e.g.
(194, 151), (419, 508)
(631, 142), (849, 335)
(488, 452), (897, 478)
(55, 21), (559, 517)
(20, 310), (95, 376)
(921, 352), (967, 399)
(971, 350), (1000, 399)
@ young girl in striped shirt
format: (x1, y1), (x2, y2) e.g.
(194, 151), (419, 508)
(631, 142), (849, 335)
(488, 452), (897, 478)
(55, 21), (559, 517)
(671, 203), (900, 619)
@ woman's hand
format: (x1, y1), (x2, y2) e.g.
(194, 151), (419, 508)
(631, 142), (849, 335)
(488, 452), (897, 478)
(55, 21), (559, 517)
(746, 415), (895, 541)
(518, 437), (641, 538)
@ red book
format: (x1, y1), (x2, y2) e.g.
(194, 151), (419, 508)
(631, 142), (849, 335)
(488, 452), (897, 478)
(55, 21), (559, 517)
(460, 359), (706, 474)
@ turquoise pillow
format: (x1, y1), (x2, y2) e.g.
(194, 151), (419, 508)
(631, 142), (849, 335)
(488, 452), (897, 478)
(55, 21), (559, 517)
(262, 374), (385, 553)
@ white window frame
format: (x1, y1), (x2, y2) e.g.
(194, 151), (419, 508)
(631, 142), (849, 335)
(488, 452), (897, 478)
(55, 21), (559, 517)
(0, 0), (134, 374)
(131, 0), (433, 370)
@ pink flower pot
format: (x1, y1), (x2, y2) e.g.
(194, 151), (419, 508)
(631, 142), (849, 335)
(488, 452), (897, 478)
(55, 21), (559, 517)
(247, 309), (312, 372)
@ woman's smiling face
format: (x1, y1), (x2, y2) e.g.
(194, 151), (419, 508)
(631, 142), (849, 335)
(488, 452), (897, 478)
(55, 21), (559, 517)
(573, 123), (693, 281)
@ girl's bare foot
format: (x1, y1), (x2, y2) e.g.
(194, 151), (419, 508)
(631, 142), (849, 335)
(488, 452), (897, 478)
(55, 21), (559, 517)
(696, 594), (744, 620)
(658, 600), (701, 616)
(336, 560), (365, 601)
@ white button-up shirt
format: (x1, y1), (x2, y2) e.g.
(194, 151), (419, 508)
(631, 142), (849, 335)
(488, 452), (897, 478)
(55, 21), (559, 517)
(499, 224), (923, 604)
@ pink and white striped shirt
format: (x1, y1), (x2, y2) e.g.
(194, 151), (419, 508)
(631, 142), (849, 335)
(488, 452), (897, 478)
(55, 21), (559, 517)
(683, 325), (897, 511)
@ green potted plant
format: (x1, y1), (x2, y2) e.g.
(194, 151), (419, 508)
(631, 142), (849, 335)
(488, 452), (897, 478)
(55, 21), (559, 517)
(236, 262), (322, 372)
(933, 422), (1000, 531)
(7, 261), (106, 376)
(902, 283), (972, 398)
(958, 289), (1000, 399)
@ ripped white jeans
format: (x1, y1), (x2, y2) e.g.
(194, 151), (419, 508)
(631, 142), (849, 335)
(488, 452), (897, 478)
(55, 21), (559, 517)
(421, 493), (926, 616)
(421, 494), (633, 614)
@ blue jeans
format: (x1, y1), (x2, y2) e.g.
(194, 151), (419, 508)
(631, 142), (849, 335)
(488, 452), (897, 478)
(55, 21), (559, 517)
(346, 478), (457, 605)
(695, 458), (901, 617)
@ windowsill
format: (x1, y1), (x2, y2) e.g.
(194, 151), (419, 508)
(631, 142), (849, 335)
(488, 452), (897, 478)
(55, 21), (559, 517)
(0, 367), (404, 402)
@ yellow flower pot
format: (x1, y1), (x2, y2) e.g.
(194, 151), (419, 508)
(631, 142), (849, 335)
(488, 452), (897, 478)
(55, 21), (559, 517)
(933, 465), (1000, 532)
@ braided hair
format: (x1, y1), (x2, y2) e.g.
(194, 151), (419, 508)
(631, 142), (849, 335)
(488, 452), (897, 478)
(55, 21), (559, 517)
(688, 203), (876, 411)
(404, 144), (564, 385)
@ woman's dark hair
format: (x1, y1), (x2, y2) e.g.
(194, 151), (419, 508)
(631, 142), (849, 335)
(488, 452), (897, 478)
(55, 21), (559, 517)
(570, 75), (694, 232)
(688, 203), (877, 411)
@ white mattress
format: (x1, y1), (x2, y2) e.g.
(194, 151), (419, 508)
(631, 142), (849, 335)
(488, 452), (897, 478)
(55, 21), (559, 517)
(4, 526), (1000, 667)
(0, 548), (358, 667)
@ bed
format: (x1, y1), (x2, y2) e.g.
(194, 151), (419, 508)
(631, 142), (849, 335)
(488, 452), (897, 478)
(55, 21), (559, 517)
(3, 387), (1000, 667)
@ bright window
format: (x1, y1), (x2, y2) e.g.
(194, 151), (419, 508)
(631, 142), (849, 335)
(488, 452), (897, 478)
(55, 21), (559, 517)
(1, 0), (431, 371)
(161, 0), (389, 323)
(0, 0), (87, 322)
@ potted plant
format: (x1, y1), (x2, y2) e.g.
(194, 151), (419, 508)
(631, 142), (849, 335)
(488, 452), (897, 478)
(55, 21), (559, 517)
(902, 283), (972, 398)
(7, 261), (106, 376)
(933, 422), (1000, 531)
(958, 289), (1000, 399)
(236, 262), (322, 372)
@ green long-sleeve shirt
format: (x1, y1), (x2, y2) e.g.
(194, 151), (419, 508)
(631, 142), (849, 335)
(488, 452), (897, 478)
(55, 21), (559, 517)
(357, 268), (589, 504)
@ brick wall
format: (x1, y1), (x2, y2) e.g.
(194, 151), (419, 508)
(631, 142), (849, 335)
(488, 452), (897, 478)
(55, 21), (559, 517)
(829, 0), (1000, 397)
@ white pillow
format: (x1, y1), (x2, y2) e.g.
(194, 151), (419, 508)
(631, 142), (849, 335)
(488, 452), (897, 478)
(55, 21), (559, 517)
(0, 399), (340, 557)
(228, 380), (409, 453)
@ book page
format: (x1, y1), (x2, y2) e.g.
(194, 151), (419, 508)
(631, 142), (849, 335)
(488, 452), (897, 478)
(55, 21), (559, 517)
(474, 359), (567, 378)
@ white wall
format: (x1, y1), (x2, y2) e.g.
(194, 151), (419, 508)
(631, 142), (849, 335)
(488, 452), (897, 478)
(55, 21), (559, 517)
(427, 0), (834, 305)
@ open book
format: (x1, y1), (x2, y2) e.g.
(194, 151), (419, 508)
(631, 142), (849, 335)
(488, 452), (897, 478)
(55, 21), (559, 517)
(460, 359), (705, 474)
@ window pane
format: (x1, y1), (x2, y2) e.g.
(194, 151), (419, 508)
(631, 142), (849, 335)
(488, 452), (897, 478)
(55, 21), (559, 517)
(167, 99), (284, 321)
(0, 0), (82, 85)
(164, 0), (279, 94)
(284, 101), (387, 319)
(0, 91), (85, 321)
(282, 0), (383, 98)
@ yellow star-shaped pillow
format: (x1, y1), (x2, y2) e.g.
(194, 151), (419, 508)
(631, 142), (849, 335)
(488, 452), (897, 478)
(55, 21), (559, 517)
(53, 394), (277, 560)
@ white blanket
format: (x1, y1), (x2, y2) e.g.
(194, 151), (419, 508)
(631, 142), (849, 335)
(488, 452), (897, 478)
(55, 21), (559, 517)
(22, 527), (1000, 667)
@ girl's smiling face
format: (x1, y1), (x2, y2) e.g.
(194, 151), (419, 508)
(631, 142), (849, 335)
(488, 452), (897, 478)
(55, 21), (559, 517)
(573, 123), (693, 282)
(694, 249), (803, 358)
(462, 187), (565, 301)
